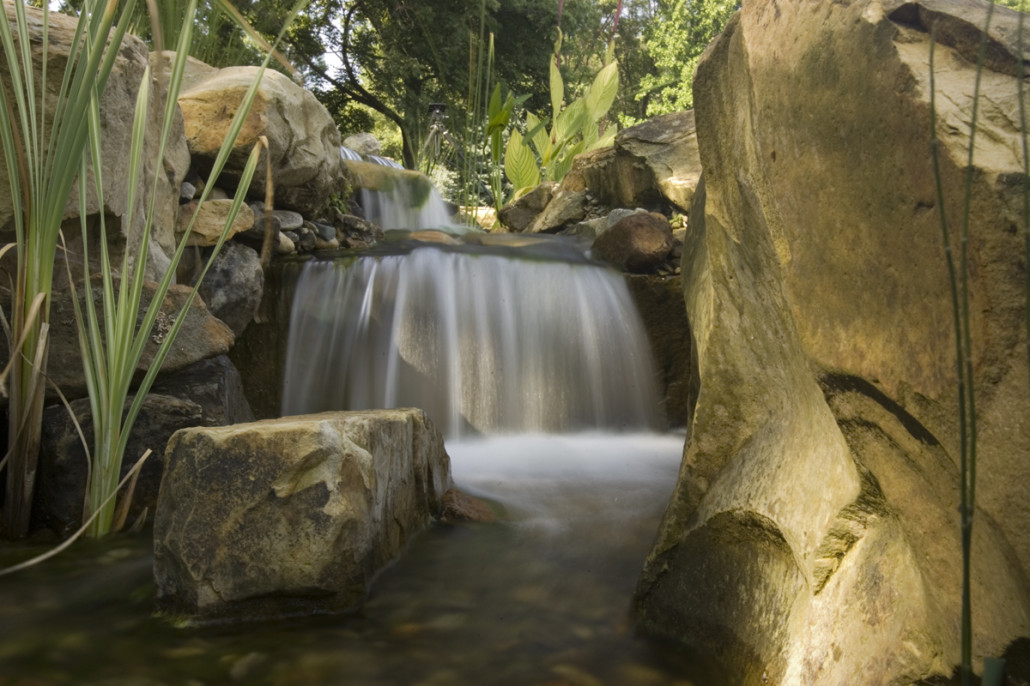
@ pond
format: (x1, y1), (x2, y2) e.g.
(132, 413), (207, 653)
(0, 433), (728, 686)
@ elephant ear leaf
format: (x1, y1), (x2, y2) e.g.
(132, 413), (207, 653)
(505, 129), (540, 193)
(585, 60), (619, 123)
(550, 52), (564, 118)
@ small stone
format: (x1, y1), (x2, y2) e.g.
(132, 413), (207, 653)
(440, 488), (495, 523)
(306, 220), (336, 242)
(276, 232), (295, 255)
(273, 209), (304, 231)
(313, 236), (339, 251)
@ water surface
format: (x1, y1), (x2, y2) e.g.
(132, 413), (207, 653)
(0, 433), (725, 686)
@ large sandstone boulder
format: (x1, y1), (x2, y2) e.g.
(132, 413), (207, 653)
(635, 2), (1030, 685)
(153, 408), (452, 624)
(614, 111), (702, 214)
(0, 4), (189, 280)
(178, 66), (345, 217)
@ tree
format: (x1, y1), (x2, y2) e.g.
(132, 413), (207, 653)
(636, 0), (738, 116)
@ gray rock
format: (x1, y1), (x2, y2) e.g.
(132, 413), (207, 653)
(343, 132), (382, 158)
(152, 354), (255, 427)
(526, 190), (590, 234)
(273, 209), (304, 231)
(34, 394), (208, 536)
(154, 408), (453, 624)
(306, 220), (336, 243)
(592, 212), (673, 273)
(195, 242), (264, 337)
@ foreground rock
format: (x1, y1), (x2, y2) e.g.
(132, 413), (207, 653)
(154, 408), (452, 624)
(634, 2), (1030, 685)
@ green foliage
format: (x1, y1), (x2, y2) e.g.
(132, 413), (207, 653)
(0, 0), (133, 538)
(636, 0), (738, 116)
(504, 36), (619, 196)
(0, 0), (303, 539)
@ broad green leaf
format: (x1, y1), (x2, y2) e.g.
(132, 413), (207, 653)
(550, 149), (575, 183)
(549, 53), (563, 118)
(488, 82), (502, 119)
(585, 60), (619, 123)
(554, 99), (587, 147)
(505, 129), (540, 192)
(526, 112), (550, 162)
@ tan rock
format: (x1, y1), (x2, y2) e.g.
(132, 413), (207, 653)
(179, 67), (344, 215)
(615, 111), (702, 213)
(0, 5), (189, 281)
(497, 182), (556, 232)
(180, 199), (255, 246)
(153, 408), (453, 624)
(592, 211), (674, 273)
(635, 2), (1030, 684)
(526, 189), (590, 233)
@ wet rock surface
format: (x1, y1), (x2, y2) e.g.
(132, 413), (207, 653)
(153, 408), (452, 624)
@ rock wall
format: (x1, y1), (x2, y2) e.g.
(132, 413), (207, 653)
(635, 1), (1030, 684)
(0, 3), (189, 280)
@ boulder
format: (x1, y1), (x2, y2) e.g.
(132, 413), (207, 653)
(178, 67), (345, 216)
(0, 5), (189, 281)
(555, 111), (702, 214)
(19, 276), (235, 400)
(592, 211), (674, 273)
(342, 132), (382, 158)
(34, 394), (210, 536)
(153, 408), (453, 624)
(634, 2), (1030, 685)
(193, 242), (264, 338)
(615, 111), (702, 214)
(151, 354), (255, 427)
(559, 144), (661, 211)
(526, 189), (591, 233)
(180, 199), (255, 247)
(497, 182), (556, 232)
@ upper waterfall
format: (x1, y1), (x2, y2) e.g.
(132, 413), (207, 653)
(282, 243), (662, 437)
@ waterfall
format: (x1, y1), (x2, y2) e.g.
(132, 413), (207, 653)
(282, 245), (662, 437)
(360, 183), (453, 231)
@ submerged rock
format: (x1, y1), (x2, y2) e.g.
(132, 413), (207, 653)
(634, 1), (1030, 684)
(153, 408), (452, 624)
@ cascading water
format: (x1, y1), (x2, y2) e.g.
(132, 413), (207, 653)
(282, 245), (662, 437)
(0, 171), (719, 686)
